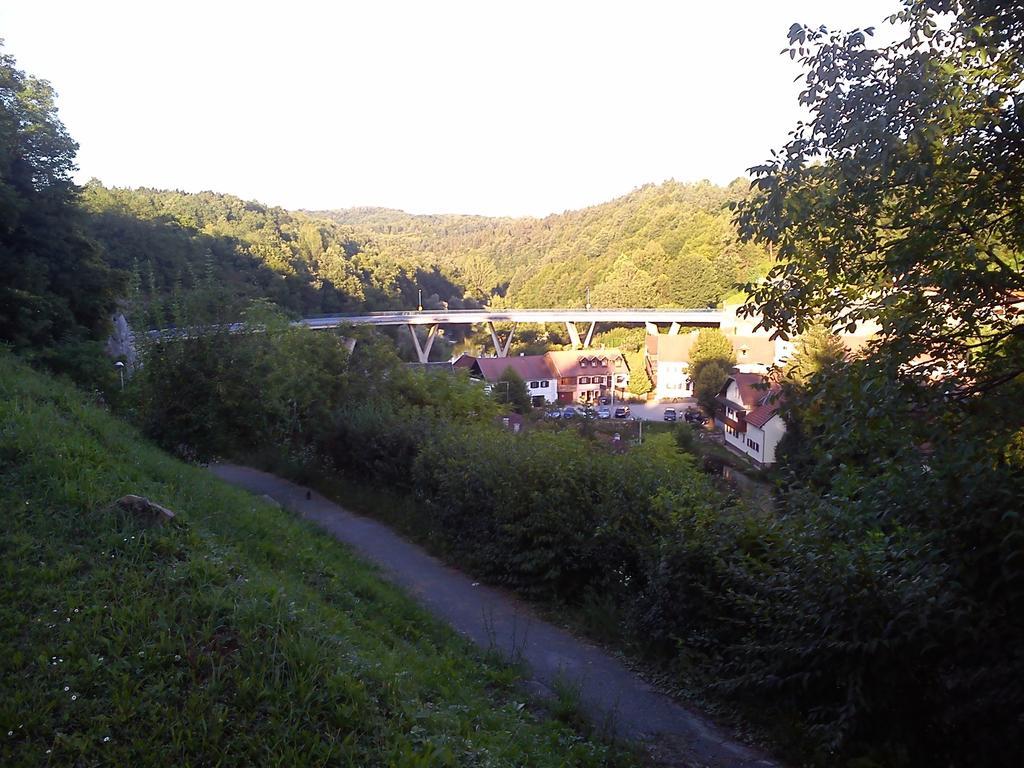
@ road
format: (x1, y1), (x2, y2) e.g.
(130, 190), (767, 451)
(210, 464), (778, 768)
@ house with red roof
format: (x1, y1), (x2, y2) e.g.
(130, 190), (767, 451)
(715, 372), (786, 466)
(462, 350), (631, 406)
(545, 349), (630, 404)
(463, 354), (559, 407)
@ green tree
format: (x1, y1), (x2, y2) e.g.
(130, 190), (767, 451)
(735, 1), (1024, 396)
(728, 4), (1024, 762)
(692, 361), (728, 414)
(495, 366), (532, 413)
(785, 326), (848, 385)
(688, 328), (735, 411)
(625, 350), (652, 396)
(0, 47), (123, 355)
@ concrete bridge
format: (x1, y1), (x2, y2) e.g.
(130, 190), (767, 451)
(301, 308), (725, 363)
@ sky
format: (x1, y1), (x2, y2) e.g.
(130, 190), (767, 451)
(1, 0), (901, 217)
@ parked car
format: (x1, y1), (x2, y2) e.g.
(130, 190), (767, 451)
(545, 408), (561, 419)
(596, 406), (611, 419)
(598, 395), (611, 405)
(562, 406), (578, 418)
(663, 407), (677, 422)
(614, 406), (631, 419)
(684, 409), (707, 425)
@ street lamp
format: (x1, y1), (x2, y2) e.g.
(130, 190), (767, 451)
(114, 361), (125, 391)
(418, 289), (423, 311)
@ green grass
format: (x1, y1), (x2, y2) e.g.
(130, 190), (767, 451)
(0, 353), (633, 767)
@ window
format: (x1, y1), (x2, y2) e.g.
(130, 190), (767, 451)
(540, 380), (548, 387)
(580, 360), (588, 368)
(560, 377), (573, 385)
(579, 376), (590, 384)
(529, 381), (539, 389)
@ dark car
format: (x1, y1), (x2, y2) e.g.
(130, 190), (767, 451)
(598, 395), (611, 406)
(663, 408), (677, 422)
(562, 406), (578, 418)
(614, 406), (631, 419)
(545, 408), (562, 419)
(684, 409), (707, 425)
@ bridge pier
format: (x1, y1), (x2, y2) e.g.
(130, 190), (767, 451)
(565, 321), (596, 349)
(407, 323), (440, 363)
(644, 322), (682, 336)
(487, 322), (517, 357)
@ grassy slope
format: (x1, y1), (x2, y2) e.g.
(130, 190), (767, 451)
(0, 354), (626, 767)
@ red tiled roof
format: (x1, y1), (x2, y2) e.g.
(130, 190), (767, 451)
(545, 349), (628, 378)
(719, 371), (782, 427)
(474, 355), (555, 382)
(726, 372), (769, 409)
(452, 354), (477, 369)
(745, 399), (780, 428)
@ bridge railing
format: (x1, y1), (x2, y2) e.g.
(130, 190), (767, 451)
(301, 307), (723, 319)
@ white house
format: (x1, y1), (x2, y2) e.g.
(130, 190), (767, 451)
(467, 355), (559, 406)
(644, 333), (696, 399)
(715, 372), (786, 466)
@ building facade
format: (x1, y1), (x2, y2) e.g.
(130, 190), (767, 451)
(714, 372), (786, 466)
(460, 350), (630, 406)
(545, 350), (630, 404)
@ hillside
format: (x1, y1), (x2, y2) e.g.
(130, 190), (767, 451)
(315, 179), (772, 308)
(0, 353), (627, 767)
(80, 184), (474, 329)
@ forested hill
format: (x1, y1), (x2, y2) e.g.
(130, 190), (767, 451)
(80, 184), (472, 329)
(314, 179), (772, 308)
(84, 179), (773, 333)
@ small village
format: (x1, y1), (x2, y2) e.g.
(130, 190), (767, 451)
(454, 304), (876, 467)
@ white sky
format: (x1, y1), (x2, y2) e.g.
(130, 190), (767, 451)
(1, 0), (901, 217)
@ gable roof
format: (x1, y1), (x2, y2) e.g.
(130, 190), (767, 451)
(474, 355), (555, 382)
(645, 332), (699, 362)
(720, 372), (769, 409)
(645, 333), (777, 366)
(731, 336), (777, 365)
(745, 396), (782, 428)
(717, 371), (783, 426)
(545, 349), (629, 378)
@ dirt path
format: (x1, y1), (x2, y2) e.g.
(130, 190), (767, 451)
(210, 464), (778, 768)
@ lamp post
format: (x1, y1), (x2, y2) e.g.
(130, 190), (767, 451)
(114, 361), (125, 391)
(418, 289), (423, 312)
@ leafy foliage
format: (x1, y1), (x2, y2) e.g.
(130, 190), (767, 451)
(0, 48), (123, 354)
(495, 366), (532, 413)
(688, 329), (735, 411)
(726, 3), (1024, 764)
(322, 180), (772, 309)
(734, 0), (1024, 395)
(80, 184), (473, 329)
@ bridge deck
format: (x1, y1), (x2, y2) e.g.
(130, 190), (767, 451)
(301, 308), (724, 328)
